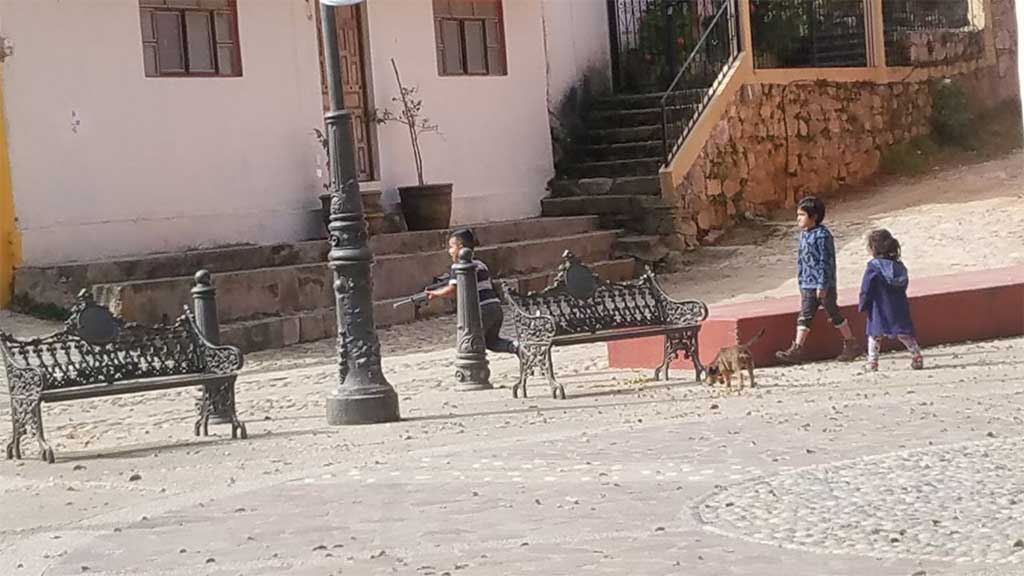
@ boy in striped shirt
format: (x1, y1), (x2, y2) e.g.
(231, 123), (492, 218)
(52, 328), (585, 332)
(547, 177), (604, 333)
(427, 229), (519, 355)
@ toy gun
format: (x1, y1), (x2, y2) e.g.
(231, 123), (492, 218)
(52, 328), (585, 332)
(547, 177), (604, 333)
(392, 273), (452, 311)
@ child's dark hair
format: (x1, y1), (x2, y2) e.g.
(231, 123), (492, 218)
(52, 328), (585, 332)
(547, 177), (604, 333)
(448, 228), (478, 249)
(797, 196), (826, 225)
(867, 229), (901, 260)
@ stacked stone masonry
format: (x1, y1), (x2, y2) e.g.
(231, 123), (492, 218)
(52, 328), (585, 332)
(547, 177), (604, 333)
(672, 81), (932, 247)
(892, 30), (985, 67)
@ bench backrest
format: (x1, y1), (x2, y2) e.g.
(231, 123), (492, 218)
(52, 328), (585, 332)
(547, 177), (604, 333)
(0, 293), (207, 390)
(502, 252), (685, 336)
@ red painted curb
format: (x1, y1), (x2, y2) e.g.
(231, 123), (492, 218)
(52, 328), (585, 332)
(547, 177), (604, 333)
(608, 266), (1024, 371)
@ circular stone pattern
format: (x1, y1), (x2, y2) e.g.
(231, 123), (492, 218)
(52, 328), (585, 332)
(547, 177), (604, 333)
(699, 437), (1024, 564)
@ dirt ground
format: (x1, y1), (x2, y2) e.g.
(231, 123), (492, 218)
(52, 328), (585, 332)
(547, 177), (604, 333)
(660, 152), (1024, 306)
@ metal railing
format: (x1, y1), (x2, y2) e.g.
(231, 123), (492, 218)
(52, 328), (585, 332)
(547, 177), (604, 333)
(660, 0), (741, 162)
(883, 0), (979, 65)
(750, 0), (868, 69)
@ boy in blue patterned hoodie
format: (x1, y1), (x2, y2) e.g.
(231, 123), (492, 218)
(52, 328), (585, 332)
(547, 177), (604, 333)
(776, 197), (863, 364)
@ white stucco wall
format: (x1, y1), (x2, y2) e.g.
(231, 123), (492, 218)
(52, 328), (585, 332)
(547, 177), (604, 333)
(1, 0), (325, 266)
(2, 0), (614, 266)
(364, 0), (555, 224)
(542, 0), (613, 109)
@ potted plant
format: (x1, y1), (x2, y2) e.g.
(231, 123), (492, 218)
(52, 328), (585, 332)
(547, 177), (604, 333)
(373, 59), (451, 231)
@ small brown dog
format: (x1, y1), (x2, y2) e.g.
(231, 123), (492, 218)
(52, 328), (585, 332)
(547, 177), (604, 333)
(705, 328), (766, 392)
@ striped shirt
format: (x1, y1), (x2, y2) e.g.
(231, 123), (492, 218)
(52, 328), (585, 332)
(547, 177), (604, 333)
(449, 259), (500, 306)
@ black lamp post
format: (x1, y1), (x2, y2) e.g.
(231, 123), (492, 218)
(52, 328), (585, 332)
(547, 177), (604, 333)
(320, 0), (400, 425)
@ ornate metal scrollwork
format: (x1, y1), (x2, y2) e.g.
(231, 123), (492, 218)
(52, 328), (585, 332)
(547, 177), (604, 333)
(655, 328), (704, 383)
(1, 353), (53, 463)
(500, 252), (709, 398)
(1, 291), (247, 463)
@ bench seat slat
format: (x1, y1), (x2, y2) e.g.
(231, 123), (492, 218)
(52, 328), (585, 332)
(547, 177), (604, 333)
(40, 373), (235, 403)
(551, 325), (698, 346)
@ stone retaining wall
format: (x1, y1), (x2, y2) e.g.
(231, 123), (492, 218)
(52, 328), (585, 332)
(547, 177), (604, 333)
(670, 80), (933, 247)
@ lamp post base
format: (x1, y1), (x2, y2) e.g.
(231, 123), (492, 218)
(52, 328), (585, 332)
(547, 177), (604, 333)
(326, 389), (400, 426)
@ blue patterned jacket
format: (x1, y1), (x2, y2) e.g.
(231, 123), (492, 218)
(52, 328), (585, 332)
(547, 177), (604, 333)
(798, 225), (837, 290)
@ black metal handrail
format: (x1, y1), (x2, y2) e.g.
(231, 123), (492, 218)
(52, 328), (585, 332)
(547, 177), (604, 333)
(659, 0), (740, 162)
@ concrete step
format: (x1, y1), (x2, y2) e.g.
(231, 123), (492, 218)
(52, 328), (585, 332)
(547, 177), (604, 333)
(590, 89), (705, 111)
(93, 230), (623, 327)
(542, 194), (640, 217)
(548, 176), (661, 198)
(15, 216), (601, 312)
(543, 195), (676, 238)
(566, 158), (663, 179)
(219, 259), (638, 353)
(584, 125), (663, 146)
(581, 141), (664, 163)
(613, 235), (671, 263)
(588, 105), (698, 130)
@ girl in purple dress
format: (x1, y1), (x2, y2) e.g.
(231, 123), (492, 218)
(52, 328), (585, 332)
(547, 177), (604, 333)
(858, 229), (924, 372)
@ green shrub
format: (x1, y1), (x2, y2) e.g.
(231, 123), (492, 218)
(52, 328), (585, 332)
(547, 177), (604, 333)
(929, 79), (974, 148)
(881, 135), (941, 176)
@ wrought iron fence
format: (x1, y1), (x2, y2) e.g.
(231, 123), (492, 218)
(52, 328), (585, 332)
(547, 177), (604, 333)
(883, 0), (979, 65)
(608, 0), (724, 91)
(750, 0), (868, 69)
(660, 0), (740, 161)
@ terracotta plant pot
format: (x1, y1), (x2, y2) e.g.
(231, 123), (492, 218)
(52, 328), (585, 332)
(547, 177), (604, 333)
(398, 183), (453, 231)
(318, 190), (389, 236)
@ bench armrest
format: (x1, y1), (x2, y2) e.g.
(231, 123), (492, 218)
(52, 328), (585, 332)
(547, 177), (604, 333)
(648, 273), (709, 326)
(497, 281), (557, 342)
(203, 342), (245, 374)
(182, 308), (245, 374)
(0, 338), (48, 399)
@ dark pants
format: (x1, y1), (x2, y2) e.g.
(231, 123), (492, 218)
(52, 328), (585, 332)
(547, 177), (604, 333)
(481, 302), (517, 354)
(798, 288), (846, 328)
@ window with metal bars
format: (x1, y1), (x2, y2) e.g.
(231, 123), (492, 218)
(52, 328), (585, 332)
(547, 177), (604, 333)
(433, 0), (507, 76)
(139, 0), (241, 77)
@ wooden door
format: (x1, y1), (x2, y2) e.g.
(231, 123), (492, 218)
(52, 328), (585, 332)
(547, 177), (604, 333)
(318, 5), (375, 181)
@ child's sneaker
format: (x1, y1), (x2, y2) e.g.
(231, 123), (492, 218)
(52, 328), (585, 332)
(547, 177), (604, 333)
(775, 342), (805, 365)
(837, 339), (863, 362)
(863, 360), (879, 373)
(911, 354), (924, 370)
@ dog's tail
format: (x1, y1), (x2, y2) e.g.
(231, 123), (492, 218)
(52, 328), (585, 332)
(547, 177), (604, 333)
(741, 327), (767, 349)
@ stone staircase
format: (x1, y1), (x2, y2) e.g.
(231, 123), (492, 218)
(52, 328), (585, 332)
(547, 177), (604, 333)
(13, 216), (635, 353)
(543, 89), (707, 262)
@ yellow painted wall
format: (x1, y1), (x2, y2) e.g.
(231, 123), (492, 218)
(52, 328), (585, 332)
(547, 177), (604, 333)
(0, 66), (22, 307)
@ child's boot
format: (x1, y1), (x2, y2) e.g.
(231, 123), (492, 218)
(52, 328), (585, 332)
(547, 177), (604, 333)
(775, 342), (804, 365)
(910, 353), (924, 370)
(837, 339), (863, 362)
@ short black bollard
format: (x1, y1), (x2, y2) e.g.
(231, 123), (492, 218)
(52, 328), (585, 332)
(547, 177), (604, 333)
(192, 270), (235, 425)
(453, 248), (492, 391)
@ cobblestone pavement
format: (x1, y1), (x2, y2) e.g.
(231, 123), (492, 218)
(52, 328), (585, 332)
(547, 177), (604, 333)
(701, 437), (1024, 564)
(0, 314), (1022, 575)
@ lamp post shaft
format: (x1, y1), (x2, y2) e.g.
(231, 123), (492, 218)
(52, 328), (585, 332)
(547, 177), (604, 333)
(321, 2), (400, 426)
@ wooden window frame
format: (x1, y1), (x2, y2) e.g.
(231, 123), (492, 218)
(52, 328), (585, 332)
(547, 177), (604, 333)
(139, 0), (242, 78)
(433, 0), (507, 77)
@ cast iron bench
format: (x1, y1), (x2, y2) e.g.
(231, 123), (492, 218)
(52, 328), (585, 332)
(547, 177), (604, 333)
(499, 251), (708, 399)
(0, 290), (246, 463)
